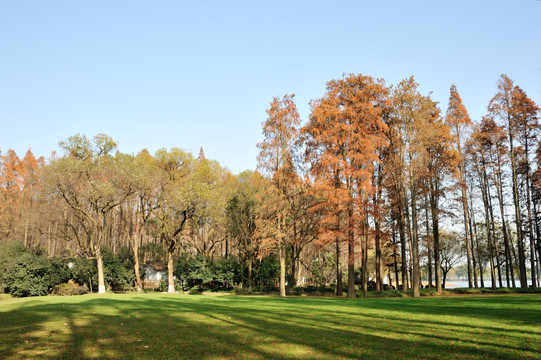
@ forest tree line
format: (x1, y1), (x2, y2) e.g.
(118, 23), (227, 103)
(0, 73), (540, 298)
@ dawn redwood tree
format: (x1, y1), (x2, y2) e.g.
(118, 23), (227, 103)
(421, 99), (459, 294)
(257, 94), (301, 297)
(387, 76), (443, 296)
(19, 150), (44, 249)
(488, 75), (535, 288)
(512, 86), (540, 287)
(0, 149), (23, 240)
(303, 74), (389, 298)
(475, 117), (515, 286)
(445, 84), (475, 288)
(468, 125), (499, 290)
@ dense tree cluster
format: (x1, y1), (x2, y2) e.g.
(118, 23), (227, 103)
(0, 73), (539, 297)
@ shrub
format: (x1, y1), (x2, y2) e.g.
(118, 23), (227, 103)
(52, 281), (89, 296)
(292, 286), (304, 295)
(70, 257), (97, 292)
(3, 253), (69, 298)
(0, 241), (28, 293)
(254, 255), (279, 287)
(213, 256), (241, 289)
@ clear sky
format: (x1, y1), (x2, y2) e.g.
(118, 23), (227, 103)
(1, 1), (540, 174)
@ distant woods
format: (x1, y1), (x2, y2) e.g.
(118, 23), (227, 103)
(1, 73), (539, 297)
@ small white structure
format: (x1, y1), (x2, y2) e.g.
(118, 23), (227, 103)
(144, 261), (167, 289)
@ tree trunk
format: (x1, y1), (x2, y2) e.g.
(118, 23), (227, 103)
(424, 194), (433, 288)
(493, 156), (514, 287)
(297, 257), (302, 286)
(468, 190), (479, 288)
(442, 269), (447, 289)
(248, 255), (253, 292)
(374, 164), (383, 291)
(392, 223), (400, 289)
(509, 134), (528, 288)
(347, 200), (355, 299)
(473, 221), (485, 288)
(96, 247), (106, 294)
(459, 163), (474, 288)
(363, 215), (369, 298)
(532, 195), (541, 287)
(399, 193), (408, 292)
(291, 247), (296, 288)
(133, 239), (142, 292)
(430, 183), (442, 294)
(410, 182), (420, 298)
(487, 189), (503, 288)
(479, 164), (497, 290)
(335, 237), (343, 295)
(526, 175), (537, 287)
(167, 249), (175, 293)
(404, 196), (413, 290)
(279, 245), (286, 297)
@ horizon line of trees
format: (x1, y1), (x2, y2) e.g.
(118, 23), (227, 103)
(1, 73), (539, 298)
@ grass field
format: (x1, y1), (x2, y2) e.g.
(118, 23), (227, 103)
(0, 293), (540, 359)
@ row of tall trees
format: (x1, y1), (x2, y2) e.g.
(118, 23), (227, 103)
(0, 73), (539, 297)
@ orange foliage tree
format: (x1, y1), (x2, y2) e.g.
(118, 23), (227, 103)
(303, 74), (389, 298)
(257, 94), (301, 297)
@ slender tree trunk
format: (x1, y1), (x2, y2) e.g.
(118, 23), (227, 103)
(398, 194), (407, 292)
(392, 223), (400, 289)
(52, 222), (58, 258)
(442, 269), (447, 289)
(248, 256), (253, 292)
(375, 214), (382, 291)
(167, 248), (175, 293)
(291, 246), (296, 288)
(458, 160), (474, 288)
(429, 178), (442, 294)
(279, 245), (286, 297)
(526, 175), (537, 287)
(479, 165), (497, 290)
(374, 164), (383, 291)
(487, 189), (503, 288)
(335, 236), (343, 295)
(297, 257), (302, 286)
(424, 193), (433, 288)
(410, 180), (420, 298)
(532, 195), (541, 287)
(134, 238), (142, 292)
(473, 221), (485, 288)
(509, 134), (528, 288)
(468, 190), (479, 288)
(405, 196), (413, 290)
(363, 214), (369, 298)
(47, 222), (52, 257)
(96, 246), (106, 294)
(347, 180), (356, 299)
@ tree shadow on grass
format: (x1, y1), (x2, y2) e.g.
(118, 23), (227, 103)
(0, 294), (540, 359)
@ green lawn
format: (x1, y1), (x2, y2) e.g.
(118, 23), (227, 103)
(0, 293), (540, 359)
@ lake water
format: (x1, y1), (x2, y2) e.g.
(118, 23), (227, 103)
(432, 279), (534, 288)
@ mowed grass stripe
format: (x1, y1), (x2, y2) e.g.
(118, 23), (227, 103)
(0, 293), (539, 359)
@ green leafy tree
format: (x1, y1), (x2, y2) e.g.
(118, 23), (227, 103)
(44, 134), (136, 293)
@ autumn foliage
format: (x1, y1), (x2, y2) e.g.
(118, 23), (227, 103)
(1, 73), (540, 298)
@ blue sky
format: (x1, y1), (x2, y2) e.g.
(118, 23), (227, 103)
(1, 1), (540, 174)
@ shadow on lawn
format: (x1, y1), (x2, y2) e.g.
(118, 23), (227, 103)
(0, 294), (539, 359)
